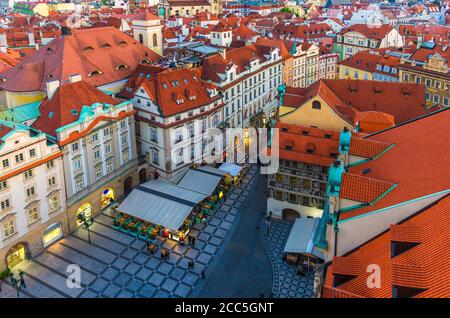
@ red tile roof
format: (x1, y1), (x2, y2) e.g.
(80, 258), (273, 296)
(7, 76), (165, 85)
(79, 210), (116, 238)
(274, 122), (340, 167)
(341, 24), (394, 41)
(339, 108), (450, 221)
(32, 81), (120, 137)
(323, 194), (450, 298)
(0, 27), (161, 93)
(348, 136), (392, 159)
(340, 173), (395, 204)
(135, 67), (220, 117)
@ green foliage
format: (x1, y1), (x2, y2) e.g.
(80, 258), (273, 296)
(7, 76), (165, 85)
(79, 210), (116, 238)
(0, 268), (11, 280)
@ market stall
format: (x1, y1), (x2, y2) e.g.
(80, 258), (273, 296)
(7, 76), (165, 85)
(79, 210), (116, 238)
(218, 163), (247, 185)
(116, 179), (209, 241)
(283, 218), (324, 273)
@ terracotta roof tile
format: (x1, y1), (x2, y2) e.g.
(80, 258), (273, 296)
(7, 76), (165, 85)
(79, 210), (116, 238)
(340, 173), (395, 204)
(348, 136), (392, 158)
(324, 195), (450, 298)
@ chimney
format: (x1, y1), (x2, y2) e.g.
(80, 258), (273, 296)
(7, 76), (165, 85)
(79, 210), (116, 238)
(61, 26), (72, 36)
(69, 74), (82, 83)
(46, 80), (60, 100)
(0, 32), (7, 48)
(27, 32), (35, 46)
(219, 47), (226, 60)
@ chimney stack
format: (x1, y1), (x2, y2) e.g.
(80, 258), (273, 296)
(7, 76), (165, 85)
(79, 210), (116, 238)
(46, 80), (60, 100)
(27, 32), (35, 46)
(69, 74), (82, 83)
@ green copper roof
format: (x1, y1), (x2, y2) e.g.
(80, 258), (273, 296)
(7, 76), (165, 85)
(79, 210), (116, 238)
(0, 101), (41, 124)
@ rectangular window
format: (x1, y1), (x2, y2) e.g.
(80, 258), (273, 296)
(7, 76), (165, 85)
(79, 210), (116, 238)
(71, 142), (79, 152)
(95, 166), (102, 179)
(28, 207), (39, 223)
(444, 97), (449, 106)
(48, 176), (56, 187)
(2, 159), (9, 168)
(106, 161), (113, 173)
(103, 128), (110, 137)
(105, 144), (112, 154)
(151, 127), (158, 142)
(0, 180), (7, 191)
(75, 179), (84, 192)
(49, 196), (59, 211)
(120, 120), (127, 129)
(3, 219), (14, 238)
(121, 135), (127, 146)
(46, 160), (54, 169)
(1, 199), (10, 210)
(26, 187), (35, 197)
(29, 148), (36, 157)
(94, 150), (101, 160)
(73, 159), (81, 171)
(433, 94), (440, 104)
(152, 151), (159, 165)
(24, 169), (33, 179)
(15, 153), (24, 163)
(92, 133), (98, 142)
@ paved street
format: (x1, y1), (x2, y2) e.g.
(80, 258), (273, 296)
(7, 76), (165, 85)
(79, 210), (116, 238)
(198, 173), (273, 298)
(0, 166), (260, 298)
(263, 220), (315, 298)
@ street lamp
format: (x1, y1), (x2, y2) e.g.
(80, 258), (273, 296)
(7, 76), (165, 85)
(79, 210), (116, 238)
(78, 212), (94, 244)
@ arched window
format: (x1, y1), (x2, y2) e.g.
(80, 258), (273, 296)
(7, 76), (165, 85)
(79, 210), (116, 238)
(138, 34), (144, 44)
(312, 101), (321, 109)
(152, 33), (158, 47)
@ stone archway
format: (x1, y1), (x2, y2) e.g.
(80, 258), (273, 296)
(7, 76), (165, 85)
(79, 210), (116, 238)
(282, 208), (301, 221)
(6, 243), (28, 268)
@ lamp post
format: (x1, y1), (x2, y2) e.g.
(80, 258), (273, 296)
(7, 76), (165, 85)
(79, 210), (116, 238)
(78, 212), (93, 244)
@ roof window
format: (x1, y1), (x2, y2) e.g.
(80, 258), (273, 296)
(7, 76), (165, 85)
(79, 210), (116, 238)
(116, 64), (129, 71)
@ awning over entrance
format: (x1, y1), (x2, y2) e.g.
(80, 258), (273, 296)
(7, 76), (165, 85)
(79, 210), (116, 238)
(218, 163), (243, 177)
(177, 166), (225, 196)
(284, 218), (324, 260)
(117, 179), (208, 232)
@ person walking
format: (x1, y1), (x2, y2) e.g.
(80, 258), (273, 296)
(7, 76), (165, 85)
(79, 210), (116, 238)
(188, 260), (194, 270)
(201, 269), (206, 280)
(191, 236), (196, 248)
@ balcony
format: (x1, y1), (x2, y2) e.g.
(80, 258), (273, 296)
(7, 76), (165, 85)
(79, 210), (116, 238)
(268, 180), (326, 198)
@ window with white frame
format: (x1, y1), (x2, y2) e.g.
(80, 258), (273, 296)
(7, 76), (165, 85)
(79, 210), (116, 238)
(151, 127), (158, 142)
(120, 120), (127, 129)
(152, 151), (159, 165)
(121, 134), (128, 146)
(2, 158), (9, 168)
(94, 149), (101, 160)
(71, 142), (79, 152)
(1, 198), (10, 210)
(177, 148), (184, 165)
(103, 127), (111, 137)
(95, 166), (103, 179)
(48, 176), (56, 187)
(49, 195), (59, 211)
(24, 169), (33, 179)
(73, 159), (81, 171)
(105, 143), (112, 154)
(15, 153), (24, 163)
(75, 178), (84, 192)
(0, 180), (7, 191)
(92, 133), (98, 142)
(26, 186), (36, 197)
(106, 161), (114, 173)
(46, 160), (54, 169)
(2, 219), (15, 238)
(29, 148), (36, 157)
(27, 206), (39, 223)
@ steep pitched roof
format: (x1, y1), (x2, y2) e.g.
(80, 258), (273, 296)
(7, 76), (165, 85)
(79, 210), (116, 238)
(340, 173), (396, 204)
(323, 194), (450, 298)
(32, 81), (120, 137)
(341, 24), (394, 41)
(339, 108), (450, 221)
(0, 27), (161, 93)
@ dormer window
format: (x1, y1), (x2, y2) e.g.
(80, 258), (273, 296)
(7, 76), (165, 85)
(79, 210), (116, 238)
(101, 43), (112, 49)
(189, 95), (196, 101)
(118, 40), (128, 47)
(176, 99), (184, 104)
(116, 64), (129, 71)
(88, 70), (102, 77)
(83, 46), (94, 52)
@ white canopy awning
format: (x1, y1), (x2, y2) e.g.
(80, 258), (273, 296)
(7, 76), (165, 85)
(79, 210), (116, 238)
(218, 163), (243, 177)
(117, 179), (208, 232)
(177, 167), (225, 196)
(284, 218), (324, 260)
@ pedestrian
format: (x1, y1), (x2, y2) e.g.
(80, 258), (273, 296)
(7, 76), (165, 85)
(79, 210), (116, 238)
(191, 236), (196, 248)
(201, 269), (206, 280)
(160, 250), (165, 260)
(188, 260), (194, 270)
(20, 277), (26, 290)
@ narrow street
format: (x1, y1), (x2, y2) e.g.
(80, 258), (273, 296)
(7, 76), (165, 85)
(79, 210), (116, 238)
(198, 172), (273, 298)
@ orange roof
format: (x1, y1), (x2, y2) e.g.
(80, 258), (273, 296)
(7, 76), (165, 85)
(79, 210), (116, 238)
(341, 24), (394, 41)
(323, 194), (450, 298)
(348, 136), (391, 158)
(255, 37), (291, 60)
(275, 122), (340, 167)
(340, 173), (395, 204)
(339, 108), (450, 221)
(354, 111), (395, 133)
(0, 27), (160, 93)
(32, 81), (120, 137)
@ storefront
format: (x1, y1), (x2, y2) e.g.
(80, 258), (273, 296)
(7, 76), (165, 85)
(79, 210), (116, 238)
(76, 203), (92, 226)
(42, 223), (63, 247)
(101, 188), (115, 208)
(6, 243), (27, 268)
